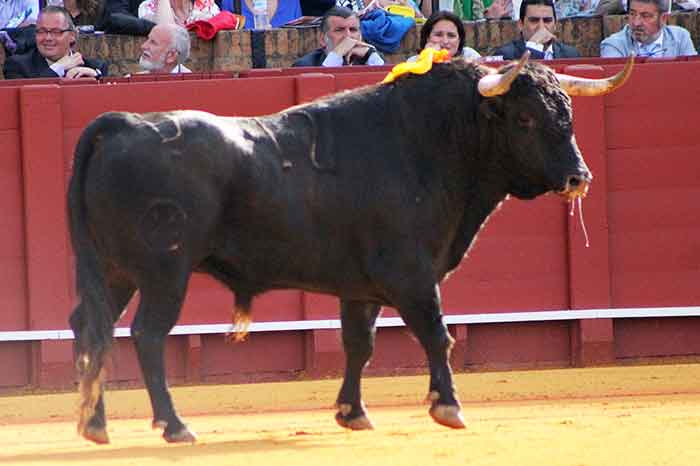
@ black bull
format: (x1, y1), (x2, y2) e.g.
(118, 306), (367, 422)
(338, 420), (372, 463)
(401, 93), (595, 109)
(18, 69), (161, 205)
(67, 56), (632, 443)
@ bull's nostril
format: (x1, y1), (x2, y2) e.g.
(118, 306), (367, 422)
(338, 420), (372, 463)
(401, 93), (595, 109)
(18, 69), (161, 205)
(567, 176), (581, 188)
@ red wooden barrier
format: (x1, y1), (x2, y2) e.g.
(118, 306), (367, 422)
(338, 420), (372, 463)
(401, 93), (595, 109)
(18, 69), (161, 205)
(0, 87), (31, 387)
(1, 59), (699, 390)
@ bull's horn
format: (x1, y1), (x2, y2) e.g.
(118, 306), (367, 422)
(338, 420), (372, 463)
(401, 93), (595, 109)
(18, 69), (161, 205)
(477, 51), (530, 97)
(556, 55), (634, 97)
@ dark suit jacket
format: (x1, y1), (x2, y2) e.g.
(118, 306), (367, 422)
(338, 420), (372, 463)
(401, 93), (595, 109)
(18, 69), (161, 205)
(291, 48), (377, 67)
(493, 38), (580, 60)
(3, 48), (109, 80)
(292, 49), (327, 67)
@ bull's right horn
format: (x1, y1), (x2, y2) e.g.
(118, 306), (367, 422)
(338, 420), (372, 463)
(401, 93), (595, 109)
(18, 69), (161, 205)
(556, 55), (635, 97)
(478, 51), (530, 97)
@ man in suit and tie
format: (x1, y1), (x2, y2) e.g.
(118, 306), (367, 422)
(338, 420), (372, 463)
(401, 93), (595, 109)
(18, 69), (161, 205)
(492, 0), (580, 60)
(292, 6), (384, 67)
(3, 6), (108, 80)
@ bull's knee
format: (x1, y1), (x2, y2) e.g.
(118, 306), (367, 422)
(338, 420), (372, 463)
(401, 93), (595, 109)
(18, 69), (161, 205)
(343, 337), (374, 366)
(427, 322), (454, 355)
(440, 329), (455, 354)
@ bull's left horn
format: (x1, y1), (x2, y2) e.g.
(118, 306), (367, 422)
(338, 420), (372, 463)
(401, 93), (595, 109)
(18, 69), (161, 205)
(478, 51), (530, 97)
(556, 55), (634, 97)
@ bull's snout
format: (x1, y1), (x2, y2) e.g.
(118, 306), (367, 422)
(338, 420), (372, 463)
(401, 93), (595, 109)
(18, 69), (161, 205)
(566, 174), (585, 190)
(562, 173), (592, 199)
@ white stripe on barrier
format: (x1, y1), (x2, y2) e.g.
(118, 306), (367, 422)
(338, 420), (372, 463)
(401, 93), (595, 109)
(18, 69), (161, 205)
(1, 306), (699, 342)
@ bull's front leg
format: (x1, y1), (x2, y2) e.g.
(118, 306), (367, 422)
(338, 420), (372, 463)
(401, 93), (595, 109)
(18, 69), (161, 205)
(335, 300), (381, 430)
(396, 285), (465, 429)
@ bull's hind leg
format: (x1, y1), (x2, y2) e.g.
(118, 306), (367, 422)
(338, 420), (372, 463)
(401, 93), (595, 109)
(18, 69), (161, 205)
(335, 300), (381, 430)
(391, 284), (464, 429)
(70, 281), (135, 444)
(131, 272), (195, 443)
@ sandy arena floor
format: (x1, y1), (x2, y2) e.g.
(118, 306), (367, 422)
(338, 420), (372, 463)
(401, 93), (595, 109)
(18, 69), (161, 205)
(2, 363), (700, 466)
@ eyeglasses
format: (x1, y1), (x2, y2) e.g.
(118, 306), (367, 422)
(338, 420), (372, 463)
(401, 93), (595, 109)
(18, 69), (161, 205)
(36, 28), (72, 37)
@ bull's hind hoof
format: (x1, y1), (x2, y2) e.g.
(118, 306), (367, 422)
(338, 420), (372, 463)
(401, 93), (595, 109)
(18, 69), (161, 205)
(82, 425), (110, 444)
(335, 411), (375, 430)
(163, 426), (198, 443)
(429, 404), (466, 429)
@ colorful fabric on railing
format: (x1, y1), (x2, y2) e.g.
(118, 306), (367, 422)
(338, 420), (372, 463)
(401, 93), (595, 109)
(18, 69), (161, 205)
(187, 11), (245, 39)
(360, 8), (415, 54)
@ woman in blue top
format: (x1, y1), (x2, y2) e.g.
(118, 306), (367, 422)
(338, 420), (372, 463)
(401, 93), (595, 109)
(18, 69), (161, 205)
(231, 0), (302, 29)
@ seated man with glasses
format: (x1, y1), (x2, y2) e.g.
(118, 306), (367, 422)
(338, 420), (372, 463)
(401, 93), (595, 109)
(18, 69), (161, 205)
(491, 0), (580, 60)
(600, 0), (697, 57)
(3, 6), (108, 80)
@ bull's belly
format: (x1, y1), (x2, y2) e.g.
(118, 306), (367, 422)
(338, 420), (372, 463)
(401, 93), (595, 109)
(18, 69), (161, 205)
(268, 280), (386, 304)
(202, 248), (388, 305)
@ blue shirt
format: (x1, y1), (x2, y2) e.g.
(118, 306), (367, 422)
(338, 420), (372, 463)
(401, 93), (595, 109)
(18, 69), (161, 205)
(222, 0), (302, 29)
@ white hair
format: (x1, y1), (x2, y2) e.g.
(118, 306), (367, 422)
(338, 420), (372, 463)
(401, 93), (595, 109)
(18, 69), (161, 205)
(166, 23), (191, 65)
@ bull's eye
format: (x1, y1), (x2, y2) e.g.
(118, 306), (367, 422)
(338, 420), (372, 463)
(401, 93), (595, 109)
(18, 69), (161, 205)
(517, 113), (535, 128)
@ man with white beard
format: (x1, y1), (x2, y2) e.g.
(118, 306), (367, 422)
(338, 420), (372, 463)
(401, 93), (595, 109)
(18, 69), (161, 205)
(138, 23), (192, 74)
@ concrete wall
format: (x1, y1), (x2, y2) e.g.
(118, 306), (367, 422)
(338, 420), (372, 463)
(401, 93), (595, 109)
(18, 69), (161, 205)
(1, 12), (699, 79)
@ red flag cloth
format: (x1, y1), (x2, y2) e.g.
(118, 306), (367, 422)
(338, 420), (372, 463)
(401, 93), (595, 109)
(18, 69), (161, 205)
(187, 11), (245, 40)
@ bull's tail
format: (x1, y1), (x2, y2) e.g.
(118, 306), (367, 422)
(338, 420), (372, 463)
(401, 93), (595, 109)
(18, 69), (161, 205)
(67, 113), (128, 434)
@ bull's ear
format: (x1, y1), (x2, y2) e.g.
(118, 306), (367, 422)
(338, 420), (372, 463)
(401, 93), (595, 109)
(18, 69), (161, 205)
(479, 97), (505, 120)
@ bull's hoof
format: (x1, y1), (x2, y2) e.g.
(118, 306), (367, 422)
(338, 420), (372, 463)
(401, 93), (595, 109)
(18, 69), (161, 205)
(152, 419), (168, 430)
(335, 411), (374, 430)
(335, 403), (374, 430)
(153, 419), (197, 443)
(163, 426), (197, 443)
(82, 425), (110, 444)
(429, 404), (466, 429)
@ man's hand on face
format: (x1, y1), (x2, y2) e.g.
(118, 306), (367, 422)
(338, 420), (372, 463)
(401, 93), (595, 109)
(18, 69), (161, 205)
(333, 37), (371, 63)
(55, 52), (84, 70)
(65, 66), (98, 79)
(529, 27), (556, 46)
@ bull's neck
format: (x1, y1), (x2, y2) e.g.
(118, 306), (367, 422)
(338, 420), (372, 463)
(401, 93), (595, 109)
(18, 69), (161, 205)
(440, 109), (510, 276)
(440, 176), (507, 276)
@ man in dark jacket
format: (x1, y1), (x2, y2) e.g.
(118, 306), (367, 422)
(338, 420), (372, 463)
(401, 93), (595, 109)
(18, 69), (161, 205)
(492, 0), (579, 60)
(292, 6), (383, 67)
(3, 6), (108, 79)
